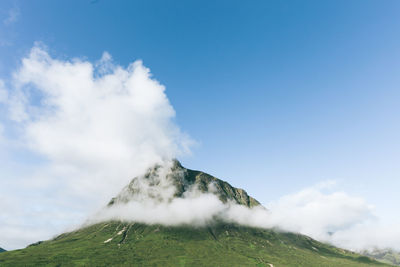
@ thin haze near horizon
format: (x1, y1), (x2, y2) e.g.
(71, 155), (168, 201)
(0, 0), (400, 251)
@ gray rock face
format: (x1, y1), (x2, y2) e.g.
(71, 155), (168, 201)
(108, 159), (261, 208)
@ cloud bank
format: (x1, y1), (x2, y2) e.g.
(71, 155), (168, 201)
(90, 168), (400, 252)
(0, 45), (192, 249)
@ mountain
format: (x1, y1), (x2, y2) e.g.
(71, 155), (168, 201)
(361, 249), (400, 266)
(0, 248), (5, 253)
(0, 160), (391, 266)
(107, 159), (260, 208)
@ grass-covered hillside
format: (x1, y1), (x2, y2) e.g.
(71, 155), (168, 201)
(0, 222), (390, 267)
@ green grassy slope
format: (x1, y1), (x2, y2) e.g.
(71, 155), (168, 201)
(0, 222), (391, 267)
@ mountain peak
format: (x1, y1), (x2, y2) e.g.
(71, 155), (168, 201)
(108, 159), (261, 208)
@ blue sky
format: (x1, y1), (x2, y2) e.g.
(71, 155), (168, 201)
(1, 0), (400, 249)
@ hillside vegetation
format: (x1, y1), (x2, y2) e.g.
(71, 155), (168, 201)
(0, 222), (390, 267)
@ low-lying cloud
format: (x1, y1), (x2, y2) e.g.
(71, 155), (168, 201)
(89, 162), (399, 251)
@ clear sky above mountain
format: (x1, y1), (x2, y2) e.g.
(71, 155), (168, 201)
(0, 0), (400, 250)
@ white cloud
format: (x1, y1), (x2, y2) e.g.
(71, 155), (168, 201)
(228, 183), (400, 252)
(265, 182), (375, 241)
(331, 223), (400, 251)
(0, 45), (193, 249)
(12, 45), (192, 190)
(92, 192), (227, 227)
(226, 182), (400, 251)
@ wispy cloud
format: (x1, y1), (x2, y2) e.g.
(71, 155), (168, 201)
(3, 7), (19, 25)
(0, 80), (8, 102)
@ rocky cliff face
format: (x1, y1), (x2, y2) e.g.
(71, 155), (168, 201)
(108, 159), (260, 208)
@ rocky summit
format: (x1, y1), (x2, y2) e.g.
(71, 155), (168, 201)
(108, 159), (260, 208)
